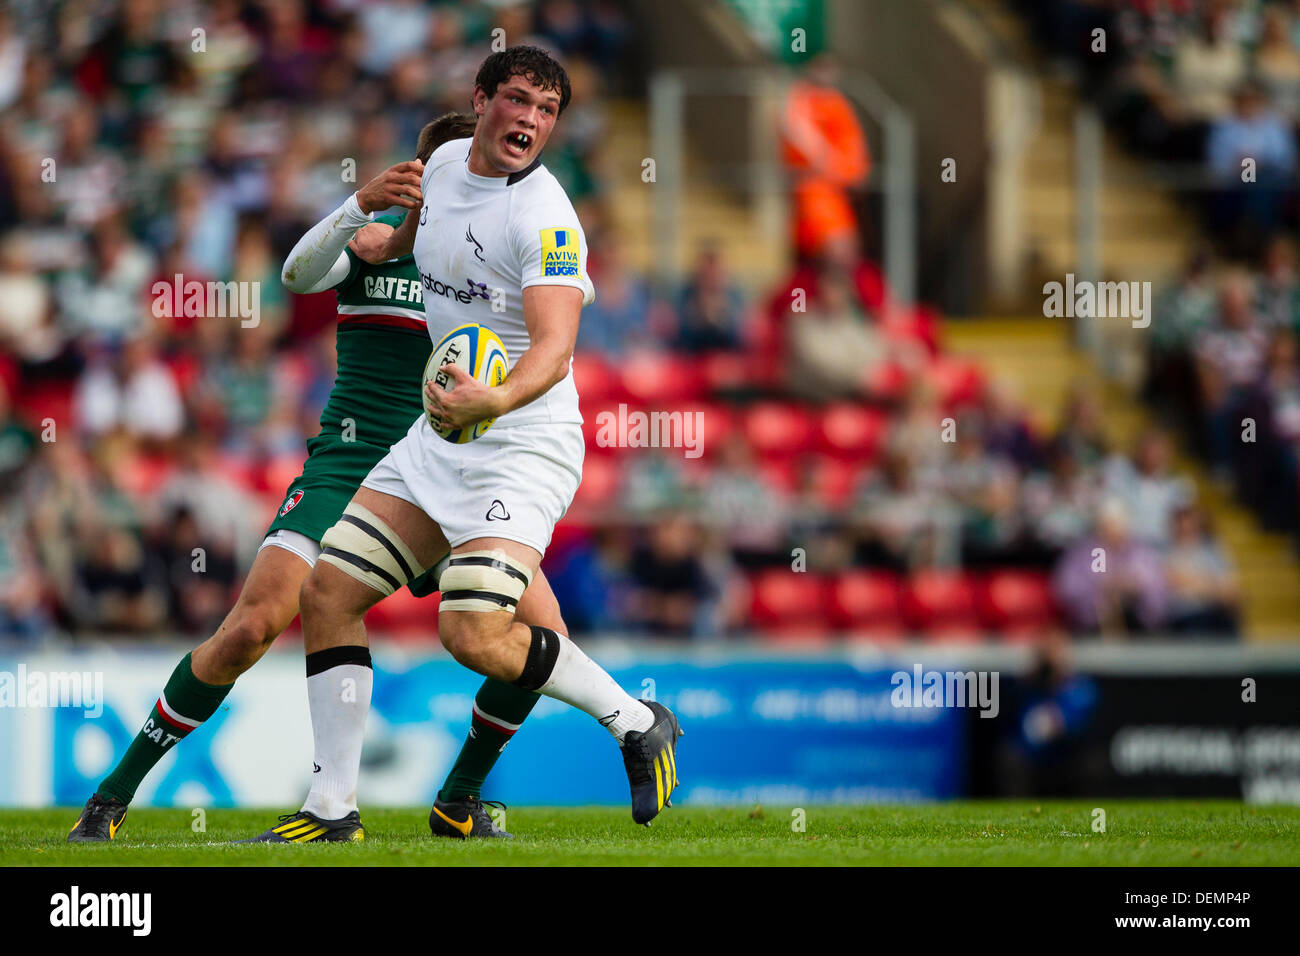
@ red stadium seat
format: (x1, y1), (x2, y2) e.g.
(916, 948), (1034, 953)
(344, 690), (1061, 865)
(571, 353), (621, 405)
(620, 351), (705, 404)
(749, 569), (832, 634)
(863, 360), (909, 402)
(829, 571), (904, 635)
(701, 351), (751, 395)
(801, 455), (859, 508)
(925, 357), (984, 408)
(903, 569), (982, 638)
(816, 403), (886, 462)
(743, 402), (816, 458)
(264, 454), (306, 497)
(116, 453), (177, 499)
(570, 453), (622, 511)
(976, 570), (1058, 637)
(746, 350), (783, 391)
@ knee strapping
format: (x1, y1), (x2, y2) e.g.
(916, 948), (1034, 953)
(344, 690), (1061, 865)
(437, 550), (532, 612)
(318, 503), (426, 596)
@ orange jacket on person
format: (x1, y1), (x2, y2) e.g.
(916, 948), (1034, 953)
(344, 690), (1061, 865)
(780, 80), (872, 257)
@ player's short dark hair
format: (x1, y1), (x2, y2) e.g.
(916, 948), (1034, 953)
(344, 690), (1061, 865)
(474, 45), (571, 115)
(416, 111), (479, 162)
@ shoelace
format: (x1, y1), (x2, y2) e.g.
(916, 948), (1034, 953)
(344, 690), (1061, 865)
(85, 798), (117, 823)
(622, 735), (655, 785)
(467, 798), (508, 831)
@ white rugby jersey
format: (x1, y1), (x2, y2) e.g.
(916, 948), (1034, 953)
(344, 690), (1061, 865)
(414, 137), (595, 427)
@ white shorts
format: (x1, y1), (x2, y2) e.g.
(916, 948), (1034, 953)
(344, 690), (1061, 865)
(361, 416), (584, 557)
(259, 529), (321, 567)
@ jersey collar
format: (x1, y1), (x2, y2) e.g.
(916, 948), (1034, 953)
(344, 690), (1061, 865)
(463, 152), (542, 188)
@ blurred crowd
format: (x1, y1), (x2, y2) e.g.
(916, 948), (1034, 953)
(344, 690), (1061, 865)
(1020, 0), (1300, 256)
(0, 0), (1240, 642)
(550, 343), (1241, 639)
(1143, 238), (1300, 544)
(1016, 0), (1300, 632)
(0, 0), (629, 639)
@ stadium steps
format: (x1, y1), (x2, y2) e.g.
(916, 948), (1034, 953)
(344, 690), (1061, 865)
(963, 0), (1300, 637)
(1017, 78), (1195, 287)
(601, 99), (786, 285)
(945, 316), (1300, 642)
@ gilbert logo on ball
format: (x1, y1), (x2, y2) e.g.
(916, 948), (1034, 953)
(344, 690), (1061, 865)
(423, 323), (509, 444)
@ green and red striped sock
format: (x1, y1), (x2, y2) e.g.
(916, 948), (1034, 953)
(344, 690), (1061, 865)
(438, 679), (540, 802)
(96, 653), (233, 805)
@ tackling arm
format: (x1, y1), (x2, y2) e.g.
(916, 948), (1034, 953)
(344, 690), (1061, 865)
(282, 161), (424, 291)
(280, 193), (372, 294)
(367, 208), (419, 263)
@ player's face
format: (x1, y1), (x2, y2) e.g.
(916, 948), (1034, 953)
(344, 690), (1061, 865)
(472, 75), (561, 175)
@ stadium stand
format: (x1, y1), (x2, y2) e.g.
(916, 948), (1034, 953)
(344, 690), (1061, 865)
(0, 0), (1262, 642)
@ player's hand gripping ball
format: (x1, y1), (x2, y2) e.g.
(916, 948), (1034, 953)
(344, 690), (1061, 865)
(422, 323), (509, 443)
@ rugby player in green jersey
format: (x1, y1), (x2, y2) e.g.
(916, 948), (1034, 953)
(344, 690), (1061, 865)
(69, 113), (561, 843)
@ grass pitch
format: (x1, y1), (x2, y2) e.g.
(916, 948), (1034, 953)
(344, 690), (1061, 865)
(3, 802), (1297, 866)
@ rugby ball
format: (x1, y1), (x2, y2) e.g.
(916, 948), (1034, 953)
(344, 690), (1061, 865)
(423, 323), (510, 443)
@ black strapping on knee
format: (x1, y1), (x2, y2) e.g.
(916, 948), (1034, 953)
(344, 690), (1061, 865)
(514, 626), (562, 690)
(305, 645), (373, 678)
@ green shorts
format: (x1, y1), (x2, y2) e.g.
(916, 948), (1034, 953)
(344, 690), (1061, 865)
(265, 434), (441, 596)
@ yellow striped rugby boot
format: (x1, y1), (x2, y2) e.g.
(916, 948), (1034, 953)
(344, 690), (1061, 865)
(238, 809), (364, 843)
(619, 701), (683, 825)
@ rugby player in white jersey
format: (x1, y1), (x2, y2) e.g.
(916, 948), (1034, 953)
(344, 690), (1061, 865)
(244, 46), (681, 841)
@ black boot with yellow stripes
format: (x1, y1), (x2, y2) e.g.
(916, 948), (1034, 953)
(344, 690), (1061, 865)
(238, 809), (364, 843)
(620, 701), (683, 825)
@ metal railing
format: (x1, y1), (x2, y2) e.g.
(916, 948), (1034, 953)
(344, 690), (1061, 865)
(649, 66), (917, 306)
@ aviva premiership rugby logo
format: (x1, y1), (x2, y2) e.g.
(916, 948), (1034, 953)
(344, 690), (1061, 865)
(279, 490), (304, 517)
(540, 227), (579, 277)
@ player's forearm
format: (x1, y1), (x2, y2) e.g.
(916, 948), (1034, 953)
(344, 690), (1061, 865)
(376, 210), (418, 260)
(493, 339), (572, 414)
(281, 193), (372, 293)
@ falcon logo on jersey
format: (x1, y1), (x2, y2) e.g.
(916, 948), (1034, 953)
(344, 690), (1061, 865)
(466, 223), (485, 262)
(540, 227), (580, 277)
(279, 490), (304, 517)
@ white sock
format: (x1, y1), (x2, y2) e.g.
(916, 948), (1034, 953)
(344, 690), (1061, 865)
(537, 634), (653, 742)
(301, 662), (372, 820)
